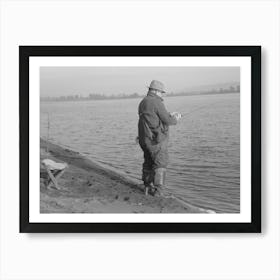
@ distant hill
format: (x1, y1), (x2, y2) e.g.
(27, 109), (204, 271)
(181, 81), (239, 92)
(169, 81), (240, 97)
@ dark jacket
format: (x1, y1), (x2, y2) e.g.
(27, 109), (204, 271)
(138, 92), (177, 148)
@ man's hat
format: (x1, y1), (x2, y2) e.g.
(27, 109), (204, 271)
(148, 80), (166, 93)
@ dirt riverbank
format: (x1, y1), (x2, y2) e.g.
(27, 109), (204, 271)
(40, 139), (210, 213)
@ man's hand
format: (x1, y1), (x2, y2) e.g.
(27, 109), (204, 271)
(170, 112), (182, 121)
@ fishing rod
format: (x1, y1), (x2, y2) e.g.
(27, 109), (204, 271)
(135, 101), (218, 143)
(179, 101), (218, 118)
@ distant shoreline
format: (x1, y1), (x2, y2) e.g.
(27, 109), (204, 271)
(41, 91), (240, 103)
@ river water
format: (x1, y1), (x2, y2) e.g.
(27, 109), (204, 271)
(40, 93), (240, 213)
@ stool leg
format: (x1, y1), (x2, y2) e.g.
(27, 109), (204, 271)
(54, 169), (66, 189)
(45, 167), (58, 189)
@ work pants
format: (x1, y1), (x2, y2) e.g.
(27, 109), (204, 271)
(140, 138), (168, 187)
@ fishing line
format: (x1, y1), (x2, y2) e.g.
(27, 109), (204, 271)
(178, 100), (218, 118)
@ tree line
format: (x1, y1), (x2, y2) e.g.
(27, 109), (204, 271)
(41, 85), (240, 102)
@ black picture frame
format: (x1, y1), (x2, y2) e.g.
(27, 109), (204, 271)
(20, 46), (261, 233)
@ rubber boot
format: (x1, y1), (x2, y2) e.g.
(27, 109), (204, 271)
(142, 169), (154, 195)
(153, 168), (166, 197)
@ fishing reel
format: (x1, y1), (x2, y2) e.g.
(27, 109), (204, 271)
(170, 112), (182, 120)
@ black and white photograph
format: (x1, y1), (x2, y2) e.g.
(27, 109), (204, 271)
(20, 46), (261, 232)
(40, 67), (240, 214)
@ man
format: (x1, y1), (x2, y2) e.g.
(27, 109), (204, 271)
(138, 80), (181, 196)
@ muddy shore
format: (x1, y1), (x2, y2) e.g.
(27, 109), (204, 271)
(40, 139), (211, 213)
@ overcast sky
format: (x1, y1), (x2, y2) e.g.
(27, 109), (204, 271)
(40, 67), (240, 97)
